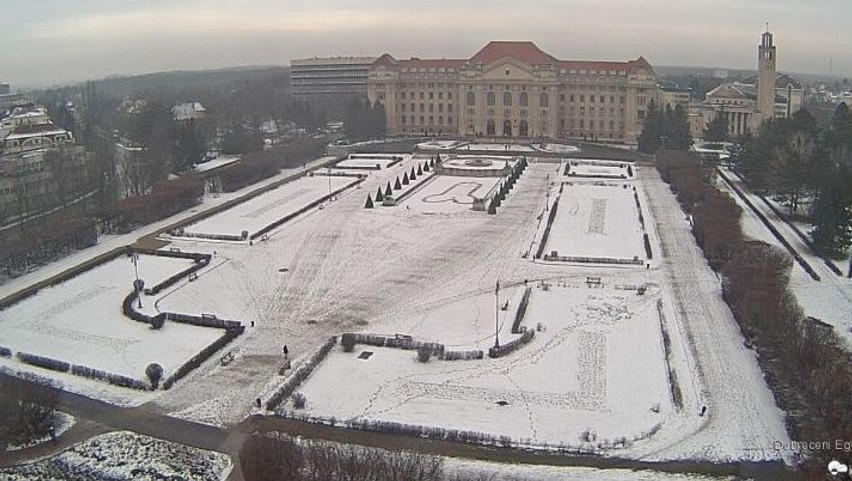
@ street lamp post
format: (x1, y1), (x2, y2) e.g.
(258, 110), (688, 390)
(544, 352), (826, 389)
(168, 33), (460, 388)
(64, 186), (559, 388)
(494, 280), (500, 348)
(132, 253), (142, 308)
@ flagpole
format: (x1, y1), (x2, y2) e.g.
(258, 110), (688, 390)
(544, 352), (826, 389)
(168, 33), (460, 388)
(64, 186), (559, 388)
(494, 279), (500, 348)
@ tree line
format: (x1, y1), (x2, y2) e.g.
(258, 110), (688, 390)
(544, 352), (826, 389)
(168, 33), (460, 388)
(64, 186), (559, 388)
(731, 104), (852, 258)
(638, 101), (691, 153)
(657, 150), (852, 479)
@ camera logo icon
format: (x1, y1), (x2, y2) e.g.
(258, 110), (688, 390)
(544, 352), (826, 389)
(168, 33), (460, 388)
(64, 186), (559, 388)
(829, 460), (849, 476)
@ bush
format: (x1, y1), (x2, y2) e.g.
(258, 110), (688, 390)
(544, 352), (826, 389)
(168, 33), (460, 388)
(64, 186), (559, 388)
(145, 363), (164, 389)
(16, 352), (70, 373)
(0, 346), (11, 358)
(341, 333), (356, 352)
(417, 345), (432, 363)
(291, 392), (307, 409)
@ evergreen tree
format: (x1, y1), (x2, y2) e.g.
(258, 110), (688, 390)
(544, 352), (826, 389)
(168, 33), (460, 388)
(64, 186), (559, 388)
(375, 187), (384, 202)
(811, 164), (852, 257)
(703, 112), (729, 142)
(403, 172), (409, 185)
(365, 194), (374, 208)
(638, 101), (663, 153)
(385, 182), (392, 196)
(394, 177), (402, 190)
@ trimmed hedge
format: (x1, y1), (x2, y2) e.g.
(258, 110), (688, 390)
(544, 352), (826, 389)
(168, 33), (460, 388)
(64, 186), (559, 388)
(441, 350), (484, 361)
(511, 287), (532, 333)
(488, 329), (535, 358)
(535, 197), (560, 259)
(0, 346), (11, 357)
(16, 352), (70, 373)
(162, 326), (245, 390)
(70, 364), (150, 390)
(643, 234), (653, 259)
(266, 336), (337, 410)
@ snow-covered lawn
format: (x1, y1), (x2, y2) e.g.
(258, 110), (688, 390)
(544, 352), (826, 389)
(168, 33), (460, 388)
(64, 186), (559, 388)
(563, 159), (634, 179)
(287, 282), (671, 451)
(0, 253), (222, 382)
(458, 143), (536, 152)
(543, 182), (647, 262)
(416, 139), (468, 150)
(336, 153), (409, 170)
(402, 174), (503, 214)
(0, 431), (232, 480)
(533, 143), (582, 154)
(192, 155), (240, 173)
(178, 175), (360, 239)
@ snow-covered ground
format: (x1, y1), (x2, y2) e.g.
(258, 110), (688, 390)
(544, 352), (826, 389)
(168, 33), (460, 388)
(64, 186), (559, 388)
(446, 458), (735, 481)
(287, 281), (671, 450)
(563, 159), (634, 179)
(417, 139), (468, 150)
(192, 155), (240, 173)
(178, 175), (360, 239)
(716, 169), (852, 345)
(458, 143), (536, 152)
(533, 143), (582, 154)
(543, 182), (647, 262)
(337, 153), (409, 169)
(0, 253), (222, 385)
(6, 412), (75, 451)
(0, 431), (232, 480)
(402, 174), (502, 214)
(0, 150), (794, 469)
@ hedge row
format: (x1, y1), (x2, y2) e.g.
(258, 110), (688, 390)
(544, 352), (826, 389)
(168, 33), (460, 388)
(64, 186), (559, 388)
(0, 346), (11, 357)
(16, 352), (70, 373)
(535, 197), (560, 259)
(511, 287), (532, 333)
(71, 364), (150, 390)
(441, 350), (484, 361)
(342, 333), (445, 356)
(266, 336), (337, 410)
(166, 312), (243, 330)
(488, 329), (535, 358)
(162, 326), (245, 390)
(643, 234), (653, 259)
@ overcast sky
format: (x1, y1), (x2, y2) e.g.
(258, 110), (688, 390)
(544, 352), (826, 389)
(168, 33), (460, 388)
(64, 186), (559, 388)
(5, 0), (851, 88)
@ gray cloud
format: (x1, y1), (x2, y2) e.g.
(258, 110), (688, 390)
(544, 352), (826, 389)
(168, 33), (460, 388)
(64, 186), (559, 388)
(5, 0), (851, 88)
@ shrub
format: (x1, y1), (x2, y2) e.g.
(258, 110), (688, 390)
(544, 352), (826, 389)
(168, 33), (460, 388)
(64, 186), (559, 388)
(365, 195), (374, 209)
(145, 363), (164, 389)
(394, 177), (402, 190)
(150, 313), (166, 330)
(341, 333), (356, 352)
(16, 352), (70, 373)
(385, 182), (392, 196)
(417, 345), (432, 363)
(0, 346), (11, 357)
(402, 172), (410, 185)
(292, 392), (307, 409)
(376, 187), (384, 202)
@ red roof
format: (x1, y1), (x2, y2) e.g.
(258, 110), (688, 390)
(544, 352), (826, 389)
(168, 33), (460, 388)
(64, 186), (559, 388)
(469, 41), (557, 66)
(398, 58), (465, 69)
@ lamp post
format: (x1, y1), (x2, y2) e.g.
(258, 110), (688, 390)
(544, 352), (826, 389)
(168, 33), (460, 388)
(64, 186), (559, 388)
(494, 279), (500, 348)
(132, 253), (142, 308)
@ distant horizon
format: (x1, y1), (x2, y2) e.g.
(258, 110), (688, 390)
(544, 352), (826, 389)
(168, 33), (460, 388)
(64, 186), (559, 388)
(5, 1), (851, 89)
(9, 60), (847, 93)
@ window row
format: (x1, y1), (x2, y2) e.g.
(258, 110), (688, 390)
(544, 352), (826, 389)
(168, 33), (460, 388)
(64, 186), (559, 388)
(400, 115), (454, 126)
(466, 91), (550, 107)
(401, 103), (454, 113)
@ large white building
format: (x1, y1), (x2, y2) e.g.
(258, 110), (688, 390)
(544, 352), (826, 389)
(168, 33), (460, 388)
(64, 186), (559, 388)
(367, 41), (656, 143)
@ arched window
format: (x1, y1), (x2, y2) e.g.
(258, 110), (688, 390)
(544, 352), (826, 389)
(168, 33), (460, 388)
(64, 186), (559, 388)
(502, 120), (512, 136)
(438, 116), (443, 125)
(420, 116), (424, 125)
(503, 91), (512, 107)
(486, 92), (495, 106)
(486, 119), (496, 136)
(540, 93), (549, 107)
(519, 92), (528, 107)
(519, 120), (529, 137)
(401, 116), (406, 124)
(410, 116), (415, 125)
(448, 116), (453, 125)
(428, 116), (434, 126)
(466, 91), (476, 106)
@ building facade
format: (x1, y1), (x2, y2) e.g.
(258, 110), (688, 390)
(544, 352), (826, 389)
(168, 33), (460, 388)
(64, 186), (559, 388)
(366, 41), (656, 143)
(689, 30), (803, 140)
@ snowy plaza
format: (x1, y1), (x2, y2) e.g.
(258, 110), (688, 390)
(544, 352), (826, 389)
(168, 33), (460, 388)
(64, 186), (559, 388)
(0, 150), (793, 465)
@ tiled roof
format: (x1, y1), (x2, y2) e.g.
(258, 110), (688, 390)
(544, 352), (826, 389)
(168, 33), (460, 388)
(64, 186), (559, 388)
(398, 58), (466, 69)
(469, 41), (557, 66)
